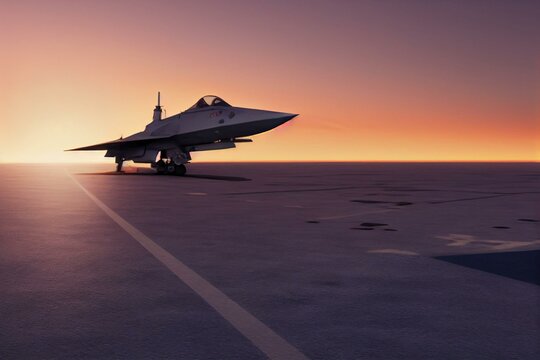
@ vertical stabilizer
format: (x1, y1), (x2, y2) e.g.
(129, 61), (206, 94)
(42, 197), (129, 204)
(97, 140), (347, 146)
(153, 91), (162, 122)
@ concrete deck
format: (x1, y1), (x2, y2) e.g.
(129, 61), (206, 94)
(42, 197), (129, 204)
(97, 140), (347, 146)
(1, 163), (539, 359)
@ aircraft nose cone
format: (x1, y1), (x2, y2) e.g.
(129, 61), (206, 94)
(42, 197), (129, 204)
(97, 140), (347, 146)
(282, 113), (298, 121)
(272, 112), (298, 123)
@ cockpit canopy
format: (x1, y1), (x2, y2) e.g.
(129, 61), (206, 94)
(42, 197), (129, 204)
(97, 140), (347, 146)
(188, 95), (231, 110)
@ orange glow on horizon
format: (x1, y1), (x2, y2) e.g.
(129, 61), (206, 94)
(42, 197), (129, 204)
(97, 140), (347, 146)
(1, 1), (538, 163)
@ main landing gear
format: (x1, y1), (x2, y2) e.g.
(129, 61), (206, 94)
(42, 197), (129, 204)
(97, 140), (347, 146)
(155, 160), (187, 176)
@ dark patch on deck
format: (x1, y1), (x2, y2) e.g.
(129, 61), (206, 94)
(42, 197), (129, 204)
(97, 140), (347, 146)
(381, 187), (437, 192)
(351, 200), (387, 204)
(227, 186), (357, 195)
(360, 222), (388, 227)
(435, 250), (540, 286)
(395, 201), (413, 206)
(351, 200), (413, 206)
(186, 174), (251, 182)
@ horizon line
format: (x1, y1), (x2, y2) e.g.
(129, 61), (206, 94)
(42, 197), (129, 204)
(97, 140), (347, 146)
(1, 160), (538, 164)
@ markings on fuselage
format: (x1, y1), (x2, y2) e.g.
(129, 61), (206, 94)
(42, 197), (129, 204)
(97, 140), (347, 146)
(67, 173), (309, 360)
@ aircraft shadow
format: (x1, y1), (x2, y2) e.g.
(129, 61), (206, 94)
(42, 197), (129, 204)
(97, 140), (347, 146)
(184, 174), (251, 182)
(435, 250), (540, 286)
(76, 171), (251, 182)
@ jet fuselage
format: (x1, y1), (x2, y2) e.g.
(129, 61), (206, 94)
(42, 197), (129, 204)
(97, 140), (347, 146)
(68, 95), (297, 174)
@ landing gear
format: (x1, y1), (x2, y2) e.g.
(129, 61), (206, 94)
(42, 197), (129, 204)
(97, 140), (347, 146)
(156, 160), (167, 174)
(174, 164), (186, 176)
(154, 160), (187, 176)
(115, 156), (124, 172)
(152, 149), (189, 176)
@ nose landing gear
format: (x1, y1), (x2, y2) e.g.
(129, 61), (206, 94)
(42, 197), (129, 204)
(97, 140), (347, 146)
(115, 156), (124, 172)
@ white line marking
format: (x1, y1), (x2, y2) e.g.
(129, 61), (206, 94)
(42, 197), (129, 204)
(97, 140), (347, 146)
(437, 233), (540, 250)
(368, 249), (419, 256)
(68, 174), (308, 360)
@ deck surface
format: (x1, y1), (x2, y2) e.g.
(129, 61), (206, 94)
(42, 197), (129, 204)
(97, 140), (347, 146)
(1, 163), (539, 359)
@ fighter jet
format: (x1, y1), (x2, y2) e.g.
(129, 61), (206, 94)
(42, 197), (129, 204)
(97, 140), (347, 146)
(68, 93), (297, 175)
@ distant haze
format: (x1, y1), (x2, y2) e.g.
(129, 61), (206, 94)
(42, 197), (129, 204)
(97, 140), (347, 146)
(1, 0), (538, 162)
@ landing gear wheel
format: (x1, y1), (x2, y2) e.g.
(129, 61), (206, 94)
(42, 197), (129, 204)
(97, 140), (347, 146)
(156, 160), (166, 175)
(174, 164), (186, 176)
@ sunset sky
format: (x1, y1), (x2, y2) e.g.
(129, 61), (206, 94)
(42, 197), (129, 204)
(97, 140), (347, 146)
(1, 0), (538, 163)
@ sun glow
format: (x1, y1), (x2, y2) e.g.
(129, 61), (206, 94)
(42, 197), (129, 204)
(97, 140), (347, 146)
(1, 1), (538, 163)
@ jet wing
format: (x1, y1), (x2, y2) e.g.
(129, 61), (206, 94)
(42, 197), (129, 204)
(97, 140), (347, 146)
(67, 136), (253, 151)
(66, 135), (172, 151)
